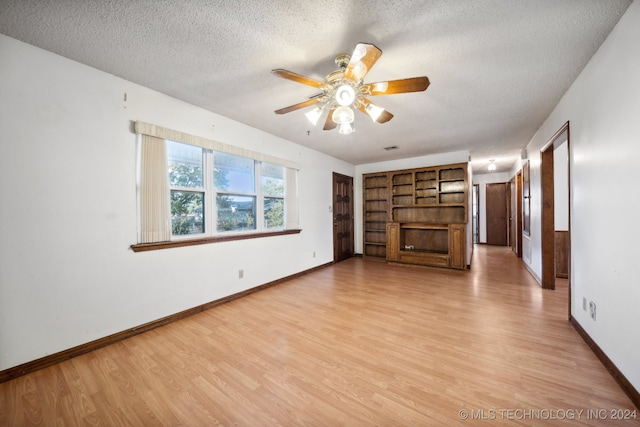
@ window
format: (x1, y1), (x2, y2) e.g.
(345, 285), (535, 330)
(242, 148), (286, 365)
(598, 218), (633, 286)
(167, 141), (205, 235)
(134, 121), (300, 248)
(167, 142), (292, 237)
(262, 162), (285, 229)
(214, 152), (256, 232)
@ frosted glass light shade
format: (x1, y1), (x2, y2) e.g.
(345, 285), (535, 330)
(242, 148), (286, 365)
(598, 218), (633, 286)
(305, 106), (323, 126)
(332, 106), (355, 125)
(338, 122), (353, 135)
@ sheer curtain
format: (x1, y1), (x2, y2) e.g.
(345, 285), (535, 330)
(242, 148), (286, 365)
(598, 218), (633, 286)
(285, 167), (299, 229)
(139, 134), (170, 243)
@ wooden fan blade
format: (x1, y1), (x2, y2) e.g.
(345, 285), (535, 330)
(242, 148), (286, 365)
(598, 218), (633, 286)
(356, 99), (394, 123)
(275, 98), (321, 115)
(271, 69), (325, 88)
(364, 76), (430, 96)
(344, 43), (382, 82)
(323, 108), (337, 130)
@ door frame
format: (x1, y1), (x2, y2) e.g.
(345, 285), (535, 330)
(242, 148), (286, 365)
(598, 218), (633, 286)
(540, 122), (571, 315)
(472, 184), (480, 244)
(513, 170), (523, 257)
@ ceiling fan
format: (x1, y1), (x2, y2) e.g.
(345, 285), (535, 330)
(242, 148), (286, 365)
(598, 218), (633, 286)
(272, 43), (430, 135)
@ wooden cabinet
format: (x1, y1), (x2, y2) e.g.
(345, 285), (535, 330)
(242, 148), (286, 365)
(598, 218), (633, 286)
(449, 223), (466, 269)
(391, 165), (467, 224)
(415, 169), (437, 204)
(386, 221), (399, 261)
(391, 172), (414, 205)
(363, 162), (468, 269)
(363, 173), (390, 258)
(386, 223), (466, 269)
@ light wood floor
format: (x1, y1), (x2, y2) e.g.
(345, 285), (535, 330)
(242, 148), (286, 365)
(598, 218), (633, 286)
(1, 245), (637, 426)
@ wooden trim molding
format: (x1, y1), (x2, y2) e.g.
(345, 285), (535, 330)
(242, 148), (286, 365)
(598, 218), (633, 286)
(541, 121), (570, 290)
(130, 228), (301, 252)
(0, 259), (332, 384)
(540, 148), (555, 289)
(570, 316), (640, 409)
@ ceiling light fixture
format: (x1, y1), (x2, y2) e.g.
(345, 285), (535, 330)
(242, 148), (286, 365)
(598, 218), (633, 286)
(305, 105), (324, 126)
(272, 43), (430, 136)
(332, 106), (355, 135)
(488, 160), (496, 172)
(365, 103), (385, 122)
(335, 84), (356, 106)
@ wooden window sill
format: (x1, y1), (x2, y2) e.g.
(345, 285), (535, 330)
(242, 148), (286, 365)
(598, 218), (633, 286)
(130, 229), (302, 252)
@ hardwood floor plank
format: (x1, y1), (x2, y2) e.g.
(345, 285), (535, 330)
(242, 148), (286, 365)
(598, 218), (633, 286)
(1, 245), (638, 426)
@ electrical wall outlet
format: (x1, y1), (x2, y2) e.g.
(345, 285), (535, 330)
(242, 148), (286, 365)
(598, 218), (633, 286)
(589, 301), (596, 321)
(313, 251), (316, 258)
(239, 269), (244, 279)
(583, 297), (587, 311)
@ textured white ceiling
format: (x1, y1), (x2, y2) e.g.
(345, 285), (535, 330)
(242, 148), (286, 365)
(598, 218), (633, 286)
(0, 0), (632, 171)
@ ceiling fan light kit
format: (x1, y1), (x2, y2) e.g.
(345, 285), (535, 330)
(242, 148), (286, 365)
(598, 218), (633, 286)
(272, 43), (430, 135)
(304, 106), (324, 126)
(365, 103), (385, 122)
(332, 106), (355, 135)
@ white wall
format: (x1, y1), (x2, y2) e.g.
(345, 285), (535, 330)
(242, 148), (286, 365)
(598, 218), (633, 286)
(554, 140), (569, 231)
(470, 171), (511, 244)
(512, 1), (640, 392)
(0, 35), (354, 371)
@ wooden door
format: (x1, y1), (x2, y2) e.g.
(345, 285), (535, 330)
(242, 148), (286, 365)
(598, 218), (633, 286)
(555, 231), (569, 278)
(510, 177), (516, 252)
(333, 172), (354, 262)
(486, 183), (508, 246)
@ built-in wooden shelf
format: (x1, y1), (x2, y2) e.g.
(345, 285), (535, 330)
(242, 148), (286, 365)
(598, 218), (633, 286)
(362, 162), (468, 269)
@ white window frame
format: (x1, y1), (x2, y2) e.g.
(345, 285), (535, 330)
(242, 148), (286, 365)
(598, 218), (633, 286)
(211, 150), (259, 235)
(260, 162), (286, 230)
